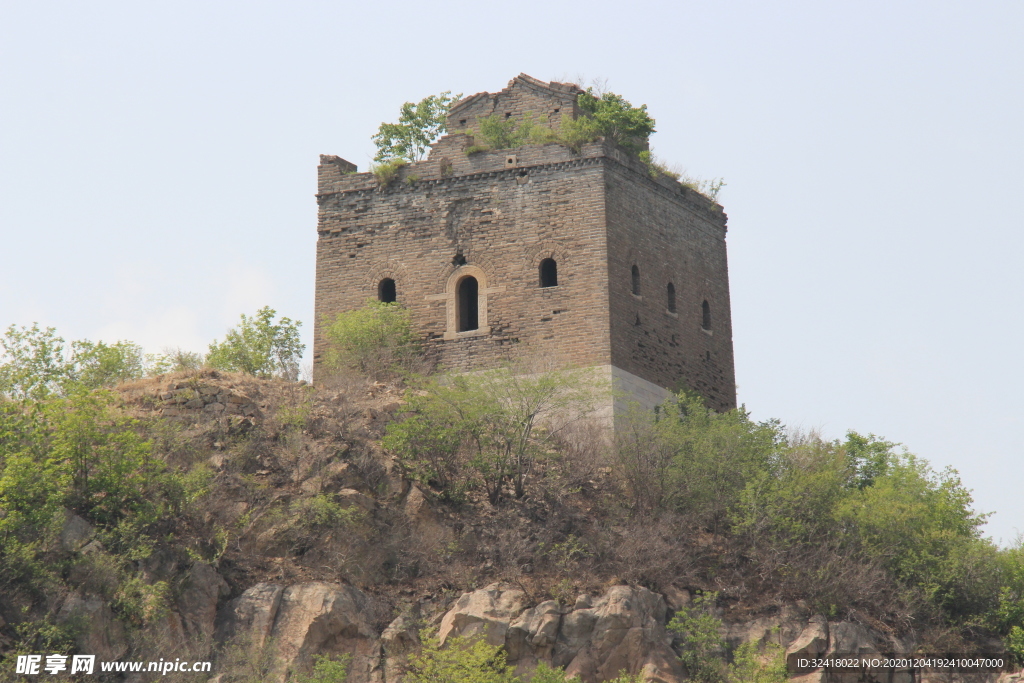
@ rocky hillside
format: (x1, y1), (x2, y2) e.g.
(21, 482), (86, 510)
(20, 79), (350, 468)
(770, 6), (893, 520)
(1, 369), (1021, 682)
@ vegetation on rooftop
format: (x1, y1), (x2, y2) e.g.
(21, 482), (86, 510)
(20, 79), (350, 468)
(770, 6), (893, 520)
(370, 157), (408, 188)
(372, 92), (461, 163)
(371, 81), (723, 201)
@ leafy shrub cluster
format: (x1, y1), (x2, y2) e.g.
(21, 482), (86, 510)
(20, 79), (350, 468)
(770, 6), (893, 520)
(575, 87), (656, 151)
(469, 88), (654, 157)
(468, 87), (658, 155)
(0, 323), (150, 399)
(383, 363), (602, 504)
(668, 592), (787, 683)
(409, 632), (643, 683)
(205, 306), (304, 380)
(0, 390), (208, 621)
(370, 158), (408, 188)
(1, 307), (305, 399)
(610, 393), (1024, 658)
(322, 300), (421, 381)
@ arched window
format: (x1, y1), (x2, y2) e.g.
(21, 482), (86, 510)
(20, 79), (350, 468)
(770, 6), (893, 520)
(539, 258), (558, 287)
(631, 265), (640, 296)
(378, 278), (396, 303)
(701, 300), (712, 330)
(457, 276), (479, 332)
(667, 282), (676, 313)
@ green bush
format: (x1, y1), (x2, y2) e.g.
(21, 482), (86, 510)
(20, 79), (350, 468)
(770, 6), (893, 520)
(668, 593), (787, 683)
(370, 158), (408, 187)
(292, 653), (351, 683)
(529, 661), (580, 683)
(69, 339), (146, 389)
(992, 544), (1024, 664)
(477, 113), (540, 150)
(575, 87), (655, 151)
(207, 306), (304, 379)
(385, 365), (602, 504)
(833, 448), (990, 615)
(727, 638), (788, 683)
(382, 405), (467, 502)
(668, 592), (726, 683)
(113, 575), (171, 626)
(553, 114), (601, 152)
(731, 432), (851, 543)
(322, 300), (420, 381)
(0, 323), (71, 399)
(150, 347), (204, 374)
(0, 391), (194, 587)
(407, 632), (515, 683)
(292, 494), (364, 531)
(616, 393), (782, 527)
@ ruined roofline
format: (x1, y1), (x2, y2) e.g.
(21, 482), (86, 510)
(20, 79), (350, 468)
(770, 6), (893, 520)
(447, 73), (584, 124)
(448, 73), (583, 112)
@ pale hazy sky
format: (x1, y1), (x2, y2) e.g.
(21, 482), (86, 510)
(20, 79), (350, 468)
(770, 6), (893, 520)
(2, 1), (1021, 543)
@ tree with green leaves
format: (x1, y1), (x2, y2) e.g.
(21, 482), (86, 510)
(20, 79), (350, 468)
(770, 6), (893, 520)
(0, 323), (70, 399)
(372, 91), (462, 162)
(0, 324), (148, 399)
(576, 87), (655, 151)
(292, 653), (351, 683)
(206, 306), (304, 380)
(69, 339), (146, 389)
(384, 363), (603, 504)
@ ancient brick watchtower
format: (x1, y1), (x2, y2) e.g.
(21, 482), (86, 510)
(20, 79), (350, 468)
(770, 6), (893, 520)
(314, 74), (736, 412)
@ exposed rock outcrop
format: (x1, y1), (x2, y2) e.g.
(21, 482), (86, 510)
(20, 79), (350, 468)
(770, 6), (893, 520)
(215, 582), (377, 682)
(179, 563), (231, 642)
(57, 593), (128, 662)
(417, 584), (684, 683)
(45, 574), (1019, 683)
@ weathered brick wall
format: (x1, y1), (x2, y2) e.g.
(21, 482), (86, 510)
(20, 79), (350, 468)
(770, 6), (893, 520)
(314, 75), (736, 411)
(603, 151), (737, 412)
(447, 74), (581, 137)
(314, 138), (612, 376)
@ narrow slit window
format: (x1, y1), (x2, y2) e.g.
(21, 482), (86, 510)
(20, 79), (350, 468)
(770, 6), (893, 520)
(539, 258), (558, 287)
(667, 282), (676, 312)
(378, 278), (396, 303)
(631, 265), (640, 296)
(457, 276), (479, 332)
(702, 300), (712, 330)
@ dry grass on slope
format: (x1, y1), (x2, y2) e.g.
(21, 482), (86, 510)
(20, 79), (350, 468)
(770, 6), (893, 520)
(111, 370), (921, 637)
